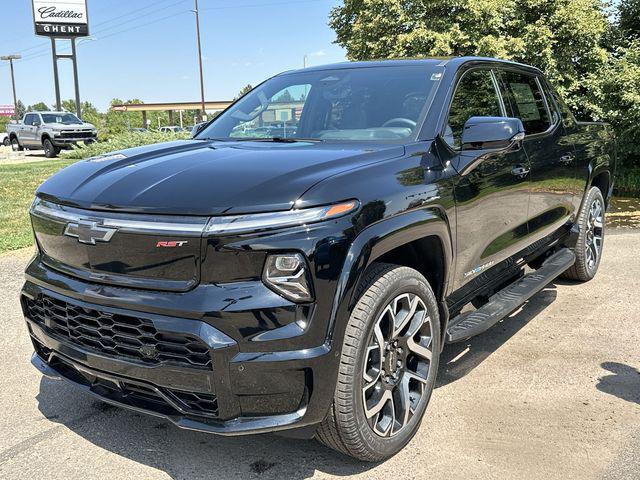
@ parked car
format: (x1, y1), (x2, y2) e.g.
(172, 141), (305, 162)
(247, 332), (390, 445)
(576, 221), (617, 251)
(158, 126), (186, 133)
(23, 57), (615, 461)
(0, 132), (9, 147)
(7, 111), (97, 158)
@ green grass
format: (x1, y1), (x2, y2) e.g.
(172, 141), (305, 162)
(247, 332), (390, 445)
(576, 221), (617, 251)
(0, 159), (77, 253)
(615, 168), (640, 198)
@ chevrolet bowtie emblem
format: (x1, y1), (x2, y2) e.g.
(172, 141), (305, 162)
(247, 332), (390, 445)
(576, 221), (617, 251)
(64, 220), (117, 245)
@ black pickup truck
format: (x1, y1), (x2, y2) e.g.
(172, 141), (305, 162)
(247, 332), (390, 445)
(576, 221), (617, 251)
(22, 57), (615, 461)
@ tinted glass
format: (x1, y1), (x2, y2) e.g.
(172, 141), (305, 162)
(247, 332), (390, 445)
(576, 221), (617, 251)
(24, 114), (34, 125)
(41, 113), (83, 124)
(198, 64), (444, 142)
(445, 69), (503, 148)
(498, 71), (551, 135)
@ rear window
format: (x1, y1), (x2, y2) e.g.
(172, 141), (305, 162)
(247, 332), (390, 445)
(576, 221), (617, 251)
(497, 71), (551, 135)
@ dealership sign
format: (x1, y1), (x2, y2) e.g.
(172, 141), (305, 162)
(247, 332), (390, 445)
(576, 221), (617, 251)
(32, 0), (89, 37)
(0, 105), (15, 117)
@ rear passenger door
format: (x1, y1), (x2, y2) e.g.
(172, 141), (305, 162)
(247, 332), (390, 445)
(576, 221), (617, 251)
(21, 114), (37, 146)
(496, 70), (577, 242)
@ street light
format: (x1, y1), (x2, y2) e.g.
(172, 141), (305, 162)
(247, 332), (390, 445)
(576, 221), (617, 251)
(1, 54), (21, 121)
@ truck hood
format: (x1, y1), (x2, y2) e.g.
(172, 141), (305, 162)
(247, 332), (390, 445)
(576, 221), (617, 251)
(37, 139), (405, 215)
(50, 122), (95, 131)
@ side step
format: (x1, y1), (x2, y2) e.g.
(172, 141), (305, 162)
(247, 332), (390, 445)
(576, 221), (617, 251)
(446, 248), (575, 343)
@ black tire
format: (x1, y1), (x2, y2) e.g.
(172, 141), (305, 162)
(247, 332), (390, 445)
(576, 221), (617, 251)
(43, 138), (59, 158)
(563, 186), (605, 282)
(316, 263), (441, 461)
(10, 137), (23, 151)
(2, 137), (9, 147)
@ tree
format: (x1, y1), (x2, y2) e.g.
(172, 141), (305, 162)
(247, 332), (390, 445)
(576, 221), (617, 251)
(330, 0), (609, 118)
(27, 102), (50, 112)
(235, 84), (253, 100)
(15, 100), (26, 120)
(586, 40), (640, 168)
(619, 0), (640, 40)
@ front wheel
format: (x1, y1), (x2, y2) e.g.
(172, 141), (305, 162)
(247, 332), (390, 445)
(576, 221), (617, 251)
(2, 137), (9, 147)
(43, 138), (60, 158)
(316, 263), (440, 461)
(563, 186), (605, 282)
(10, 137), (23, 151)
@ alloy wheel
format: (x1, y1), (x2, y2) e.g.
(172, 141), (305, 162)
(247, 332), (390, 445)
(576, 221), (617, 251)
(585, 197), (604, 271)
(362, 292), (433, 437)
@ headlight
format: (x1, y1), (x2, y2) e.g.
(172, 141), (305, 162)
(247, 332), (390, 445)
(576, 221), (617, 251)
(205, 200), (358, 235)
(263, 253), (313, 302)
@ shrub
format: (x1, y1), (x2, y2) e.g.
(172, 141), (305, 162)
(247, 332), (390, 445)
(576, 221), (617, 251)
(61, 130), (191, 160)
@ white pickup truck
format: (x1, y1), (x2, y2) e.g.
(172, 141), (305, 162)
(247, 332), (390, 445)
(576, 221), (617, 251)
(6, 111), (97, 158)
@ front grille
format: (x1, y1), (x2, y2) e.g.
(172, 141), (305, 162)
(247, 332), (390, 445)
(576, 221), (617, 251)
(59, 131), (94, 139)
(25, 294), (212, 369)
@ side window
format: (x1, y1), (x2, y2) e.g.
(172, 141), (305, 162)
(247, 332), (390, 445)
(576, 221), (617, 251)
(445, 70), (503, 149)
(498, 71), (551, 135)
(33, 115), (41, 125)
(24, 114), (34, 125)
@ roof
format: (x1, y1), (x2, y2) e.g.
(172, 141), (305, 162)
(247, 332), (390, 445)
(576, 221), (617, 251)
(29, 111), (72, 115)
(280, 56), (543, 75)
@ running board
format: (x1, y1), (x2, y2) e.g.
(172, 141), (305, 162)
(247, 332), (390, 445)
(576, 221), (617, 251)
(446, 248), (575, 343)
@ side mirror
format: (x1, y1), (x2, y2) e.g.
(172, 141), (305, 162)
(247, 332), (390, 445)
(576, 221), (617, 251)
(461, 116), (525, 151)
(192, 122), (207, 138)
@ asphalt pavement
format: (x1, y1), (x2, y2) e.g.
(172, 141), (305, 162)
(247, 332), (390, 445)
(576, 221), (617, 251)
(0, 231), (638, 480)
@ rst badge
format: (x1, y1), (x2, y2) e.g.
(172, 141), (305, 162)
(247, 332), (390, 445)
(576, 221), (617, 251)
(156, 241), (189, 248)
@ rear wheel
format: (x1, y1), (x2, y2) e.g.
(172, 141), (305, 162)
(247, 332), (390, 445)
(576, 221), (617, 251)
(2, 137), (9, 147)
(43, 138), (59, 158)
(563, 186), (605, 282)
(316, 263), (440, 461)
(10, 137), (23, 151)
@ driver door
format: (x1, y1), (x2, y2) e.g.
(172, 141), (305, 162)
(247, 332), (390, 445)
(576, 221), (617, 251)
(445, 68), (532, 291)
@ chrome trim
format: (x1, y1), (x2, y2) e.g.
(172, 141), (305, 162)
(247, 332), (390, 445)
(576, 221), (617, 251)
(31, 199), (208, 236)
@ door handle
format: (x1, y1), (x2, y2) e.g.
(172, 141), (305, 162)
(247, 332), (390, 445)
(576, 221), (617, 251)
(511, 165), (530, 178)
(559, 154), (574, 165)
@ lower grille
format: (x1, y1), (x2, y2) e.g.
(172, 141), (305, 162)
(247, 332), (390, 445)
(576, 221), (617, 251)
(39, 348), (219, 418)
(24, 294), (212, 369)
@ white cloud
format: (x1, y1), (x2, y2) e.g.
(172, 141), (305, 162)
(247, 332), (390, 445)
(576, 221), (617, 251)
(308, 50), (326, 57)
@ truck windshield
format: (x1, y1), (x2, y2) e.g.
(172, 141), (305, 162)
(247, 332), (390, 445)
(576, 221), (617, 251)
(41, 113), (83, 125)
(197, 63), (444, 142)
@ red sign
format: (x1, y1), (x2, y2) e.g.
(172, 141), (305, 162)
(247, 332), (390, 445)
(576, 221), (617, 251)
(0, 105), (15, 117)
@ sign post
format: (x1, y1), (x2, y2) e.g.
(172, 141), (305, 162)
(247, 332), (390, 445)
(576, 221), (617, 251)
(31, 0), (89, 118)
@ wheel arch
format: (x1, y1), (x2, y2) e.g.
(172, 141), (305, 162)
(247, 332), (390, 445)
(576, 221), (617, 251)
(327, 207), (454, 349)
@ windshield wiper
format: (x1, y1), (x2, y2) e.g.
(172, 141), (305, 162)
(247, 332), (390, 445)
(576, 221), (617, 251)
(235, 137), (322, 143)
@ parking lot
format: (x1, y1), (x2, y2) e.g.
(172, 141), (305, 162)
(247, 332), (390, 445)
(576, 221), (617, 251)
(0, 230), (638, 480)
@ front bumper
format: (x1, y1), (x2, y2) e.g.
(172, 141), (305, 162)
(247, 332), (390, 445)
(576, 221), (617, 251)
(52, 136), (96, 146)
(22, 267), (338, 436)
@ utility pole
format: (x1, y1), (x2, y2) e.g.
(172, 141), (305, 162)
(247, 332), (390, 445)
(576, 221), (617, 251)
(193, 0), (207, 121)
(1, 54), (21, 120)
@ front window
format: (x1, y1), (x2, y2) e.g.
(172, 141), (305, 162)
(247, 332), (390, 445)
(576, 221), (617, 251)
(198, 64), (444, 142)
(41, 113), (82, 125)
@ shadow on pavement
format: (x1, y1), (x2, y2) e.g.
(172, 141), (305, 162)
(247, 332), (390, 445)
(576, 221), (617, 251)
(437, 286), (558, 387)
(36, 380), (375, 479)
(34, 286), (559, 479)
(597, 362), (640, 405)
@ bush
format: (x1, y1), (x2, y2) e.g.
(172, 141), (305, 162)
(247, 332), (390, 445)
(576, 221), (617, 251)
(615, 168), (640, 197)
(61, 130), (191, 160)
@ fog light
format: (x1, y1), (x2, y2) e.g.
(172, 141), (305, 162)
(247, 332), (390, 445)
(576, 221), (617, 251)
(263, 253), (313, 302)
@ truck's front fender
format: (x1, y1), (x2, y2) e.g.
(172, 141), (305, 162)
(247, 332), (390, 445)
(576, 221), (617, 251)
(326, 207), (454, 348)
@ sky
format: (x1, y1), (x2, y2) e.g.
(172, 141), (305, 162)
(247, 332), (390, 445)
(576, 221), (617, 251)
(0, 0), (347, 112)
